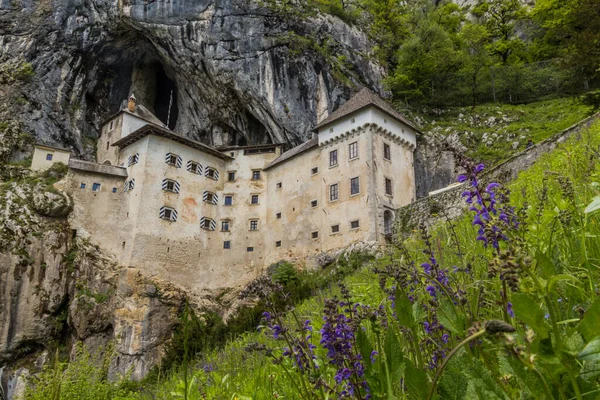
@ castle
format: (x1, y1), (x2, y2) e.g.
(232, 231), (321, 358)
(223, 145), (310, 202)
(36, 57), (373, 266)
(34, 89), (418, 291)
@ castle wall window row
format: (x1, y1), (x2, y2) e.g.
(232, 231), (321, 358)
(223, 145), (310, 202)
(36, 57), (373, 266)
(187, 160), (202, 175)
(165, 153), (182, 168)
(128, 153), (139, 167)
(162, 179), (180, 194)
(159, 206), (178, 222)
(200, 217), (216, 231)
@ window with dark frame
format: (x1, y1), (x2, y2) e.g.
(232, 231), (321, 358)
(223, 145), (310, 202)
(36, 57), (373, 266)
(276, 241), (282, 247)
(276, 182), (282, 189)
(112, 187), (117, 193)
(383, 143), (391, 160)
(350, 177), (360, 195)
(311, 167), (319, 175)
(250, 220), (258, 231)
(311, 231), (319, 239)
(348, 142), (358, 160)
(201, 218), (214, 230)
(311, 199), (318, 208)
(46, 153), (53, 161)
(205, 192), (215, 204)
(80, 183), (86, 189)
(224, 195), (233, 206)
(252, 170), (261, 180)
(92, 183), (101, 192)
(247, 247), (254, 252)
(276, 212), (282, 219)
(329, 149), (338, 167)
(385, 178), (393, 196)
(331, 224), (340, 233)
(329, 183), (339, 201)
(228, 171), (236, 181)
(221, 220), (230, 231)
(206, 167), (218, 180)
(224, 241), (231, 249)
(167, 154), (179, 166)
(350, 220), (360, 229)
(165, 180), (176, 192)
(251, 194), (259, 205)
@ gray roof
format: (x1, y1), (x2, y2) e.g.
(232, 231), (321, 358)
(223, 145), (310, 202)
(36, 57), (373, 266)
(101, 104), (167, 129)
(263, 137), (318, 170)
(313, 88), (421, 133)
(68, 159), (128, 177)
(34, 143), (72, 153)
(112, 124), (233, 161)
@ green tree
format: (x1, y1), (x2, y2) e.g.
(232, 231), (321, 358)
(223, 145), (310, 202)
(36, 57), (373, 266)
(459, 23), (493, 106)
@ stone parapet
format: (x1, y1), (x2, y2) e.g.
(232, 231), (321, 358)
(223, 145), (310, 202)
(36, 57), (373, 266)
(68, 159), (128, 177)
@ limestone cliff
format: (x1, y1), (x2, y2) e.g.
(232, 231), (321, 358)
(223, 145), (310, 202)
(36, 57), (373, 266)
(0, 0), (383, 157)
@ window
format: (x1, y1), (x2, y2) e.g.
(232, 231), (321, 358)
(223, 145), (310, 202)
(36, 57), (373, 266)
(311, 231), (319, 239)
(128, 153), (140, 167)
(251, 194), (259, 205)
(200, 217), (216, 231)
(385, 178), (393, 196)
(187, 160), (202, 175)
(311, 167), (319, 175)
(224, 241), (231, 249)
(331, 224), (340, 233)
(124, 179), (135, 192)
(205, 167), (219, 180)
(348, 142), (358, 160)
(109, 120), (114, 130)
(329, 183), (339, 202)
(276, 182), (282, 190)
(383, 143), (391, 160)
(46, 153), (53, 161)
(329, 127), (334, 133)
(92, 183), (101, 192)
(159, 206), (178, 222)
(252, 170), (261, 180)
(203, 191), (218, 205)
(165, 153), (182, 168)
(224, 195), (233, 206)
(276, 212), (281, 219)
(112, 187), (117, 193)
(350, 220), (360, 229)
(106, 141), (110, 150)
(249, 220), (258, 231)
(80, 183), (86, 189)
(350, 177), (360, 195)
(276, 241), (282, 247)
(247, 247), (254, 252)
(221, 220), (230, 232)
(329, 149), (338, 167)
(162, 179), (180, 194)
(311, 199), (318, 208)
(351, 117), (356, 123)
(228, 171), (236, 181)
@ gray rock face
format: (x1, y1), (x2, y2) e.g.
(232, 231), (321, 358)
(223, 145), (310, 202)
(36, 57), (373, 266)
(0, 0), (384, 157)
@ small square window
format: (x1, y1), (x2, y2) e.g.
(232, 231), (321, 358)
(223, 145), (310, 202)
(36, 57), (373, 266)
(46, 153), (53, 161)
(80, 183), (86, 189)
(247, 247), (254, 252)
(351, 118), (356, 124)
(224, 195), (233, 206)
(351, 220), (360, 229)
(205, 192), (215, 203)
(112, 187), (117, 193)
(276, 212), (282, 219)
(331, 225), (340, 233)
(164, 209), (173, 220)
(166, 181), (176, 192)
(276, 241), (282, 247)
(311, 231), (319, 239)
(228, 171), (236, 181)
(276, 182), (282, 190)
(250, 220), (258, 231)
(311, 200), (318, 208)
(311, 167), (318, 175)
(251, 195), (259, 205)
(92, 183), (101, 192)
(222, 221), (230, 231)
(252, 170), (261, 180)
(167, 154), (178, 166)
(224, 241), (231, 249)
(329, 127), (334, 133)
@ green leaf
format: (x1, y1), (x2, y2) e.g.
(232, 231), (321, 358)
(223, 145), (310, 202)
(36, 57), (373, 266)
(404, 360), (429, 400)
(437, 299), (464, 335)
(577, 336), (600, 361)
(547, 274), (580, 294)
(384, 328), (405, 387)
(394, 288), (416, 330)
(439, 351), (468, 400)
(535, 250), (556, 279)
(357, 328), (374, 373)
(511, 293), (551, 339)
(580, 299), (600, 342)
(584, 196), (600, 214)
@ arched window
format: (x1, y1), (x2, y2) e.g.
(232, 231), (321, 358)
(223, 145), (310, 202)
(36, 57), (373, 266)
(384, 210), (394, 236)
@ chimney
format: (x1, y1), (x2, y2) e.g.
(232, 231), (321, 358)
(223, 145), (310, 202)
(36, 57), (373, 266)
(127, 93), (136, 112)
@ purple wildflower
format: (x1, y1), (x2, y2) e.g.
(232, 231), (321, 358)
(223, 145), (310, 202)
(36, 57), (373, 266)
(507, 302), (515, 318)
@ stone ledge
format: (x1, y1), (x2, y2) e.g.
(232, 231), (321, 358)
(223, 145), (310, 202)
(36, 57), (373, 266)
(68, 159), (128, 178)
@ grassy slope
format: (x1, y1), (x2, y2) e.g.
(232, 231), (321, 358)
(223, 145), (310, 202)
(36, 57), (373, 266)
(412, 96), (594, 165)
(132, 119), (600, 398)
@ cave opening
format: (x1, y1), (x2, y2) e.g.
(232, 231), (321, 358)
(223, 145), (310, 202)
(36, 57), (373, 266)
(154, 64), (178, 130)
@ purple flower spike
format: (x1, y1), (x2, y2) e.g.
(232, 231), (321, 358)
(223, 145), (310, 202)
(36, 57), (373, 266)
(475, 164), (485, 173)
(457, 175), (468, 183)
(507, 302), (515, 318)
